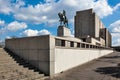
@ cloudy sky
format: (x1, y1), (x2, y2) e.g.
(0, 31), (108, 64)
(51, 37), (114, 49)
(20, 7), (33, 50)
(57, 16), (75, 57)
(0, 0), (120, 46)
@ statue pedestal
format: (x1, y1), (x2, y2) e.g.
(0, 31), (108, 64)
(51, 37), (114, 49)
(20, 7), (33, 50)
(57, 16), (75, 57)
(57, 26), (71, 37)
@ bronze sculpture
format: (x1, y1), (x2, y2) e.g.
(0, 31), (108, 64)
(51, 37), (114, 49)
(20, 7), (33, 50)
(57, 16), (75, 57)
(58, 10), (68, 28)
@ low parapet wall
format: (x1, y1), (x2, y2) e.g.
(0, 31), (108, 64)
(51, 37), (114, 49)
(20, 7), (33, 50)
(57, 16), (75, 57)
(54, 47), (113, 73)
(5, 35), (113, 76)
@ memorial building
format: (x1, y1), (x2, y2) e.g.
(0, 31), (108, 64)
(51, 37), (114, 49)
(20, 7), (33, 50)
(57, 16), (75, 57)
(5, 9), (113, 76)
(75, 9), (111, 47)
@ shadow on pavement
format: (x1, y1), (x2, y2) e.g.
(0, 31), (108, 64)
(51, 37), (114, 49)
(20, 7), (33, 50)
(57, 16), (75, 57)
(95, 64), (120, 78)
(101, 56), (120, 59)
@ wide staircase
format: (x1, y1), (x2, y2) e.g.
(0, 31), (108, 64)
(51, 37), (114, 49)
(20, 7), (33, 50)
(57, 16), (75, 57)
(0, 48), (47, 80)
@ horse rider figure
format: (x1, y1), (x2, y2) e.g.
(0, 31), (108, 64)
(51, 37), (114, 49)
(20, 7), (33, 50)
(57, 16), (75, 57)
(58, 10), (68, 28)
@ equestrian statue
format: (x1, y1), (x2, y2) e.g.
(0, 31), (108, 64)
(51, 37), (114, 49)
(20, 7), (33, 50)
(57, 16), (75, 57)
(58, 10), (69, 28)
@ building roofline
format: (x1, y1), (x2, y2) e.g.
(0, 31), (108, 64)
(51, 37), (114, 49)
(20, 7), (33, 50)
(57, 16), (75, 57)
(76, 8), (94, 14)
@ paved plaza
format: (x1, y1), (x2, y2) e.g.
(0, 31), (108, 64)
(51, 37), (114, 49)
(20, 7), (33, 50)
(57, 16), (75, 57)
(1, 47), (120, 80)
(50, 51), (120, 80)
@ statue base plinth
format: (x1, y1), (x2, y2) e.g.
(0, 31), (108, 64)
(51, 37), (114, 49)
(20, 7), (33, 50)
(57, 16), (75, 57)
(57, 26), (71, 37)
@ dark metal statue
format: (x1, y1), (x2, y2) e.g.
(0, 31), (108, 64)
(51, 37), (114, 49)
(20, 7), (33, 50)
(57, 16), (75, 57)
(58, 10), (68, 28)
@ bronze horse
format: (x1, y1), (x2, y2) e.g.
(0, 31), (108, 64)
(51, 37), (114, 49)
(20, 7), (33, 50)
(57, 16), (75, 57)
(58, 10), (68, 28)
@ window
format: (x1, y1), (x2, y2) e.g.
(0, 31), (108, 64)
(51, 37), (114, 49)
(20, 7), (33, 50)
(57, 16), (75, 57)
(55, 39), (61, 46)
(70, 41), (74, 47)
(83, 39), (86, 42)
(86, 44), (89, 48)
(77, 43), (80, 47)
(81, 44), (85, 48)
(61, 40), (65, 46)
(90, 45), (93, 48)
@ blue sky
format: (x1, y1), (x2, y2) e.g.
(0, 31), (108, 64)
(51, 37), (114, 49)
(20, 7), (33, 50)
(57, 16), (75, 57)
(0, 0), (120, 46)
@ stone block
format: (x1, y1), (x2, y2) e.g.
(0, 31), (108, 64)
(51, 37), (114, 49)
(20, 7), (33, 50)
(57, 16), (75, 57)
(57, 26), (71, 37)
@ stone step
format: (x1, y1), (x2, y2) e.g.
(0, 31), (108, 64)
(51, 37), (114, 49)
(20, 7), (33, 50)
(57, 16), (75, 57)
(29, 74), (44, 79)
(35, 77), (48, 80)
(0, 62), (17, 66)
(0, 48), (46, 80)
(0, 67), (27, 73)
(0, 67), (44, 80)
(0, 65), (26, 71)
(17, 72), (44, 80)
(0, 72), (20, 79)
(0, 57), (13, 59)
(0, 59), (16, 62)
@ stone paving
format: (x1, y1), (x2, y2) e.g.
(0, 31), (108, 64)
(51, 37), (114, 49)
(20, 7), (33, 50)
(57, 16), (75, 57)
(49, 51), (120, 80)
(0, 48), (46, 80)
(1, 48), (120, 80)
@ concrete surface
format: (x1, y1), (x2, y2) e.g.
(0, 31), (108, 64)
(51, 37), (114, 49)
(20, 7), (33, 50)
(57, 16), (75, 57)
(5, 35), (113, 76)
(75, 9), (111, 47)
(49, 51), (120, 80)
(0, 48), (46, 80)
(54, 48), (113, 74)
(57, 26), (71, 37)
(75, 9), (100, 38)
(5, 35), (50, 75)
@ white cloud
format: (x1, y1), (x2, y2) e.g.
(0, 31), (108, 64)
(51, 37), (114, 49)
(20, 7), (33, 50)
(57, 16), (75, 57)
(109, 20), (120, 33)
(0, 40), (4, 46)
(7, 21), (27, 31)
(13, 3), (52, 24)
(14, 0), (120, 24)
(38, 29), (51, 35)
(113, 3), (120, 11)
(112, 35), (120, 46)
(70, 34), (74, 37)
(6, 36), (12, 39)
(0, 27), (7, 34)
(1, 0), (119, 25)
(0, 0), (120, 45)
(0, 0), (25, 14)
(45, 0), (56, 3)
(22, 29), (39, 36)
(111, 33), (120, 38)
(93, 0), (113, 18)
(0, 40), (2, 43)
(109, 20), (120, 46)
(14, 0), (25, 9)
(0, 20), (5, 26)
(22, 29), (51, 37)
(0, 21), (27, 37)
(0, 0), (12, 14)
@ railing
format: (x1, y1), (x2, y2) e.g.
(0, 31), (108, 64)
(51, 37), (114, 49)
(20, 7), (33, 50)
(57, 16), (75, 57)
(55, 38), (112, 50)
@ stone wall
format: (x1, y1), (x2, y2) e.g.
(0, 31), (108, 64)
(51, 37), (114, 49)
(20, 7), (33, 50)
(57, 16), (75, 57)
(5, 35), (113, 76)
(54, 48), (113, 73)
(5, 35), (50, 75)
